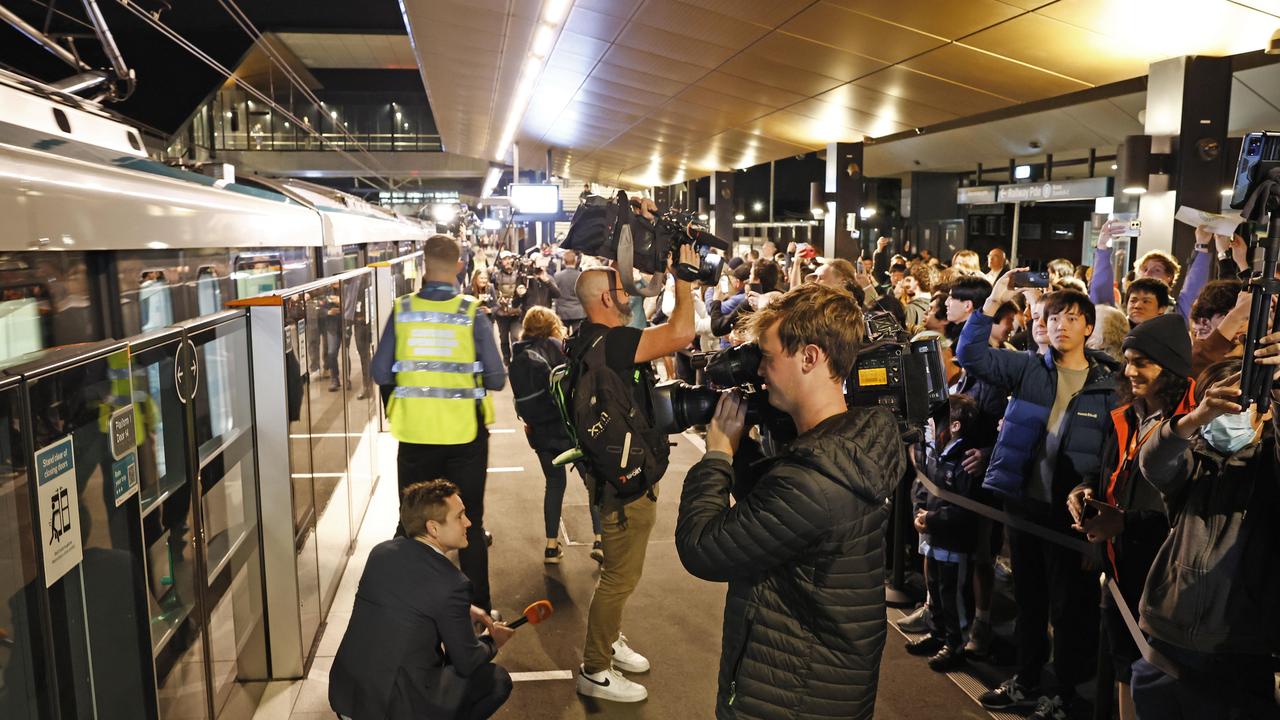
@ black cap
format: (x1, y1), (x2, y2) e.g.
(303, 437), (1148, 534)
(727, 256), (745, 271)
(1121, 313), (1192, 378)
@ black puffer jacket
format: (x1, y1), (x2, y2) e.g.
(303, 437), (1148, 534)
(676, 408), (905, 720)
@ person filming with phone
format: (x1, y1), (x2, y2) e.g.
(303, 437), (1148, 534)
(1066, 314), (1195, 720)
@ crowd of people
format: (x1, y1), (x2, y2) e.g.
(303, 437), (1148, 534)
(326, 214), (1280, 720)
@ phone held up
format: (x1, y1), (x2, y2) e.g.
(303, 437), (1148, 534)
(1009, 270), (1050, 289)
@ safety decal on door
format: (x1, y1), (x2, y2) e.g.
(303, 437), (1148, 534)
(34, 435), (83, 587)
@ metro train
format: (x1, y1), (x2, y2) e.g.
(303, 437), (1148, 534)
(0, 69), (433, 361)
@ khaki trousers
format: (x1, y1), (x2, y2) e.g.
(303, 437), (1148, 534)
(581, 486), (658, 673)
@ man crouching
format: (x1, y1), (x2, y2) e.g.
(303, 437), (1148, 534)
(675, 283), (906, 720)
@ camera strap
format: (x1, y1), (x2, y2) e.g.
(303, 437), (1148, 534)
(616, 222), (665, 298)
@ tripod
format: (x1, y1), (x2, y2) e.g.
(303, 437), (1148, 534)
(1236, 168), (1280, 410)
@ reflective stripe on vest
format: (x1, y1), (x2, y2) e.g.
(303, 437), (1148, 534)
(389, 293), (494, 445)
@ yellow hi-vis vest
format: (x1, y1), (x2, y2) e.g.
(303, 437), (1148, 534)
(388, 293), (494, 445)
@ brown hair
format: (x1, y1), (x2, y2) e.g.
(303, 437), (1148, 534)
(744, 283), (864, 380)
(1135, 250), (1181, 285)
(400, 479), (458, 537)
(423, 234), (461, 271)
(822, 258), (859, 287)
(522, 305), (563, 340)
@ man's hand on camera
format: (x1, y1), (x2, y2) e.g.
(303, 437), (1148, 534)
(706, 391), (747, 457)
(675, 244), (698, 284)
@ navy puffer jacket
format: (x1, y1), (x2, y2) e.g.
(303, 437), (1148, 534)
(955, 313), (1119, 506)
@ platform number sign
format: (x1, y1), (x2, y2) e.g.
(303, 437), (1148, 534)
(34, 435), (83, 586)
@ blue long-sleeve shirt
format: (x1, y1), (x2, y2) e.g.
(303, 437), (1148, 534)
(371, 281), (506, 391)
(1089, 246), (1209, 321)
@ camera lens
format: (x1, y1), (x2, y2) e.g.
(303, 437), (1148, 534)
(704, 343), (762, 388)
(650, 381), (719, 434)
(1249, 137), (1263, 154)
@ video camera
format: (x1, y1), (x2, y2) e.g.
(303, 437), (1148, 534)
(562, 191), (729, 297)
(650, 310), (948, 449)
(1225, 131), (1280, 410)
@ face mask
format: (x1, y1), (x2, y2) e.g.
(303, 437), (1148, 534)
(1200, 409), (1258, 455)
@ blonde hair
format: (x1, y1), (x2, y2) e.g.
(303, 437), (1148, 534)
(951, 250), (981, 275)
(1135, 250), (1181, 285)
(521, 305), (563, 340)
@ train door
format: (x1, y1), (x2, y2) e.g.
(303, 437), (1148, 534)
(231, 255), (282, 299)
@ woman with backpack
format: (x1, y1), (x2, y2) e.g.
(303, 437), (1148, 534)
(510, 306), (603, 564)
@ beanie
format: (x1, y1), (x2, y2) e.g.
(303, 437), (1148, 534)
(1121, 313), (1192, 378)
(727, 256), (745, 271)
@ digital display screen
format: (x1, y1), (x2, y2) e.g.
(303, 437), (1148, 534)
(510, 183), (561, 215)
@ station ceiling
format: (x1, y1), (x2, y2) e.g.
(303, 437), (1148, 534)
(402, 0), (1280, 187)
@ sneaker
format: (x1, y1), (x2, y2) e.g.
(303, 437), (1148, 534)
(611, 634), (650, 673)
(590, 540), (604, 564)
(927, 645), (965, 672)
(964, 618), (993, 656)
(1028, 695), (1069, 720)
(904, 635), (944, 657)
(544, 541), (563, 565)
(980, 676), (1039, 711)
(896, 604), (932, 634)
(576, 666), (647, 702)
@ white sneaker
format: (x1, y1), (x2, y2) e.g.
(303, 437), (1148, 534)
(576, 666), (648, 702)
(896, 604), (931, 634)
(611, 634), (650, 673)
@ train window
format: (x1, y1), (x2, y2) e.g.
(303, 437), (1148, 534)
(139, 270), (174, 332)
(52, 107), (71, 133)
(127, 131), (141, 151)
(0, 283), (47, 357)
(342, 247), (362, 271)
(197, 266), (223, 315)
(233, 254), (283, 298)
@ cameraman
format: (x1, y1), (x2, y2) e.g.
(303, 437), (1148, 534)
(490, 252), (524, 365)
(675, 284), (906, 720)
(572, 244), (698, 703)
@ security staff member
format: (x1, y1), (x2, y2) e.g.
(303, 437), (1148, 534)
(372, 234), (506, 612)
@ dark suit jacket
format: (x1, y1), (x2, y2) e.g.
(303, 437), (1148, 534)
(330, 537), (497, 720)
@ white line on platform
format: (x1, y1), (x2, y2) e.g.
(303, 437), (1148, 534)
(487, 467), (525, 473)
(510, 670), (574, 682)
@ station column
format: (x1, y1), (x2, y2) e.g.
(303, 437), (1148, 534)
(824, 141), (865, 260)
(1137, 56), (1231, 259)
(711, 170), (736, 246)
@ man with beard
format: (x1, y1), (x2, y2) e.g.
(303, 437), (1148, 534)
(571, 246), (698, 703)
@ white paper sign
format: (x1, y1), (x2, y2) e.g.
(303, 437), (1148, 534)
(35, 435), (82, 587)
(1175, 206), (1243, 236)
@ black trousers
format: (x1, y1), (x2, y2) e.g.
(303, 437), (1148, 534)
(926, 556), (965, 648)
(1008, 524), (1099, 695)
(397, 428), (491, 611)
(458, 663), (513, 720)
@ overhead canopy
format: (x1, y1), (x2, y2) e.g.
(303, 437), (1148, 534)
(402, 0), (1280, 186)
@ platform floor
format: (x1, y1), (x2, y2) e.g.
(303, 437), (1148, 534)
(237, 386), (1002, 720)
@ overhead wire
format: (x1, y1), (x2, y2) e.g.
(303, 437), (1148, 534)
(110, 0), (395, 190)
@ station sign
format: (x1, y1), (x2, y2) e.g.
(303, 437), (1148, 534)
(996, 176), (1111, 203)
(957, 186), (997, 204)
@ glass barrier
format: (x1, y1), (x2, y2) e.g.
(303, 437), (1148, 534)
(0, 377), (50, 719)
(19, 343), (156, 720)
(130, 330), (207, 720)
(341, 273), (376, 529)
(304, 282), (351, 613)
(282, 295), (321, 654)
(186, 316), (267, 718)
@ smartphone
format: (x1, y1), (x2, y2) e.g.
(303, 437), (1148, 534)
(1080, 503), (1100, 522)
(1009, 270), (1050, 288)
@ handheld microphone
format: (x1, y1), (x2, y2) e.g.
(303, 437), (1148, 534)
(506, 600), (554, 629)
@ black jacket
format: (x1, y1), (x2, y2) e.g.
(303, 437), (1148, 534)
(676, 408), (906, 720)
(1137, 417), (1280, 656)
(329, 537), (498, 720)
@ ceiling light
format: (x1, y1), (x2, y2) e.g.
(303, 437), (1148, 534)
(395, 112), (402, 120)
(1221, 187), (1233, 196)
(284, 122), (289, 128)
(532, 24), (555, 58)
(330, 110), (338, 118)
(1014, 164), (1031, 180)
(860, 206), (876, 219)
(752, 201), (764, 212)
(698, 213), (709, 221)
(1111, 163), (1118, 170)
(404, 123), (409, 129)
(481, 166), (503, 198)
(1123, 186), (1147, 195)
(542, 0), (570, 25)
(734, 213), (745, 221)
